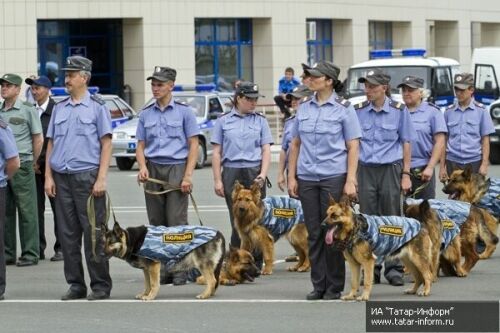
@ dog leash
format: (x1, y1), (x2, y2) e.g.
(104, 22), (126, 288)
(142, 177), (204, 226)
(87, 192), (118, 261)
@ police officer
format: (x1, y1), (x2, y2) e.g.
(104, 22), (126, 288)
(0, 121), (20, 300)
(439, 73), (495, 180)
(0, 73), (43, 267)
(355, 68), (416, 286)
(288, 61), (362, 300)
(211, 82), (273, 250)
(45, 56), (113, 300)
(136, 66), (200, 285)
(25, 75), (63, 261)
(398, 76), (447, 199)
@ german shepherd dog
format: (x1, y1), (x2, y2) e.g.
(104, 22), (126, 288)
(102, 221), (225, 300)
(322, 197), (439, 301)
(197, 247), (261, 286)
(443, 167), (499, 261)
(232, 181), (309, 275)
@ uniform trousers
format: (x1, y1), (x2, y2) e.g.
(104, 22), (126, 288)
(408, 166), (436, 200)
(0, 187), (6, 296)
(358, 163), (404, 282)
(298, 175), (346, 295)
(446, 160), (481, 175)
(53, 170), (111, 295)
(5, 161), (39, 262)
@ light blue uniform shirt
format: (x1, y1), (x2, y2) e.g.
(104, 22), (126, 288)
(0, 123), (18, 187)
(47, 92), (112, 173)
(409, 102), (448, 168)
(444, 100), (495, 164)
(211, 108), (274, 168)
(136, 98), (200, 165)
(291, 93), (362, 181)
(281, 115), (296, 169)
(356, 98), (416, 165)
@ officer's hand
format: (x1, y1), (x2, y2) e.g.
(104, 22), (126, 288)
(33, 162), (41, 175)
(92, 178), (107, 197)
(343, 178), (358, 200)
(288, 178), (299, 198)
(181, 176), (192, 193)
(439, 167), (448, 183)
(479, 164), (488, 177)
(214, 180), (225, 197)
(253, 176), (265, 188)
(421, 166), (433, 182)
(401, 174), (411, 194)
(137, 167), (149, 184)
(277, 174), (286, 192)
(45, 176), (56, 198)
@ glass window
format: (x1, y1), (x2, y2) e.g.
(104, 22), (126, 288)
(105, 99), (123, 119)
(217, 45), (238, 91)
(195, 45), (215, 84)
(369, 21), (393, 55)
(115, 99), (135, 118)
(208, 97), (223, 114)
(174, 96), (206, 118)
(475, 65), (498, 91)
(216, 19), (237, 42)
(306, 19), (333, 65)
(195, 19), (214, 42)
(433, 67), (453, 97)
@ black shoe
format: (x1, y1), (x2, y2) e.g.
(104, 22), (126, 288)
(61, 290), (87, 301)
(39, 253), (45, 260)
(0, 294), (4, 301)
(50, 252), (64, 262)
(323, 292), (341, 300)
(306, 290), (324, 300)
(388, 276), (404, 286)
(5, 259), (15, 265)
(16, 258), (38, 267)
(87, 291), (110, 301)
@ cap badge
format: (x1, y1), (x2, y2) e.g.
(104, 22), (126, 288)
(406, 77), (410, 81)
(67, 59), (71, 65)
(253, 85), (258, 91)
(456, 75), (462, 82)
(312, 63), (318, 68)
(4, 75), (8, 79)
(293, 87), (299, 92)
(155, 66), (161, 72)
(368, 70), (374, 76)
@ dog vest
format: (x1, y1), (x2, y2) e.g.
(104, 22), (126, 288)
(137, 225), (217, 270)
(406, 198), (470, 251)
(477, 178), (500, 217)
(358, 214), (421, 259)
(260, 196), (304, 241)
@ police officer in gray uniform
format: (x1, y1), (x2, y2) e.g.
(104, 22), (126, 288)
(355, 69), (416, 286)
(136, 66), (200, 285)
(288, 61), (362, 300)
(45, 56), (113, 301)
(439, 73), (495, 180)
(0, 121), (20, 300)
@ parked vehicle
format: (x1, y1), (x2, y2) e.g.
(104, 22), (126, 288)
(471, 47), (500, 106)
(345, 49), (460, 109)
(112, 91), (226, 170)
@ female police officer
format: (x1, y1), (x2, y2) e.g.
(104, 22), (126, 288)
(288, 61), (361, 300)
(211, 82), (273, 249)
(398, 76), (447, 199)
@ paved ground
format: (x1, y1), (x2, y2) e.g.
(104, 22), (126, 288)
(0, 162), (499, 333)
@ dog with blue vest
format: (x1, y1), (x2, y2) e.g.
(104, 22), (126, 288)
(102, 221), (225, 300)
(322, 196), (440, 301)
(232, 181), (309, 275)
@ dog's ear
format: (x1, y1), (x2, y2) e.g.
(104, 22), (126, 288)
(402, 200), (409, 216)
(250, 182), (261, 202)
(475, 178), (491, 203)
(339, 194), (351, 208)
(328, 194), (337, 207)
(418, 200), (432, 221)
(101, 222), (109, 233)
(228, 246), (238, 260)
(112, 221), (123, 235)
(463, 165), (472, 180)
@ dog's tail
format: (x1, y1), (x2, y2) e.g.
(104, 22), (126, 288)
(473, 206), (499, 246)
(214, 232), (226, 290)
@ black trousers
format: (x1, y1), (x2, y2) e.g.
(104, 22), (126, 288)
(36, 163), (61, 256)
(446, 160), (481, 175)
(358, 163), (404, 281)
(298, 176), (346, 295)
(408, 166), (436, 200)
(273, 95), (291, 118)
(0, 187), (6, 296)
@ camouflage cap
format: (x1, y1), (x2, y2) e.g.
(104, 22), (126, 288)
(286, 85), (313, 99)
(358, 68), (391, 85)
(61, 56), (92, 71)
(236, 81), (264, 98)
(305, 61), (340, 80)
(453, 73), (474, 90)
(0, 73), (22, 86)
(397, 75), (424, 89)
(147, 66), (177, 82)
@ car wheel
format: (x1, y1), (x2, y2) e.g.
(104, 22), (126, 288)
(195, 141), (206, 169)
(116, 157), (136, 171)
(490, 144), (500, 165)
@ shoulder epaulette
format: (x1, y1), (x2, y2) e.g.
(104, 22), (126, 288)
(474, 101), (485, 109)
(335, 97), (351, 108)
(285, 115), (296, 122)
(90, 94), (105, 105)
(427, 102), (440, 111)
(255, 111), (265, 117)
(219, 111), (231, 118)
(447, 103), (456, 110)
(141, 99), (155, 111)
(389, 100), (405, 111)
(56, 96), (71, 104)
(0, 119), (7, 129)
(354, 100), (370, 110)
(23, 101), (34, 107)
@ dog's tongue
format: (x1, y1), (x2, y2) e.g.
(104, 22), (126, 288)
(325, 228), (335, 245)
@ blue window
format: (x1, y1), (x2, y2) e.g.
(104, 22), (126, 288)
(369, 21), (393, 57)
(306, 19), (333, 66)
(195, 19), (253, 91)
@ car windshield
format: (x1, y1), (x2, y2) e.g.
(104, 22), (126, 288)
(174, 96), (206, 117)
(346, 66), (431, 98)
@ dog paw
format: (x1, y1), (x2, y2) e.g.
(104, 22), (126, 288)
(221, 280), (236, 286)
(341, 294), (356, 301)
(261, 269), (273, 275)
(287, 266), (298, 272)
(135, 293), (145, 299)
(297, 266), (310, 272)
(456, 271), (467, 277)
(140, 295), (155, 301)
(417, 290), (430, 297)
(404, 289), (417, 295)
(196, 293), (210, 299)
(356, 295), (369, 302)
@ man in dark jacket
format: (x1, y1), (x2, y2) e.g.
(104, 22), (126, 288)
(26, 75), (63, 262)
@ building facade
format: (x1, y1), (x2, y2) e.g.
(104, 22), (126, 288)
(1, 0), (500, 109)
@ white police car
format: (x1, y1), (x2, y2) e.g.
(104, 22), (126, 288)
(112, 85), (226, 170)
(345, 49), (460, 109)
(51, 87), (136, 129)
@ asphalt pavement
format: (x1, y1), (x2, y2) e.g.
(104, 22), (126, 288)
(0, 162), (499, 333)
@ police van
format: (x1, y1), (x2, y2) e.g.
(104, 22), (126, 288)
(51, 87), (136, 128)
(344, 49), (460, 109)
